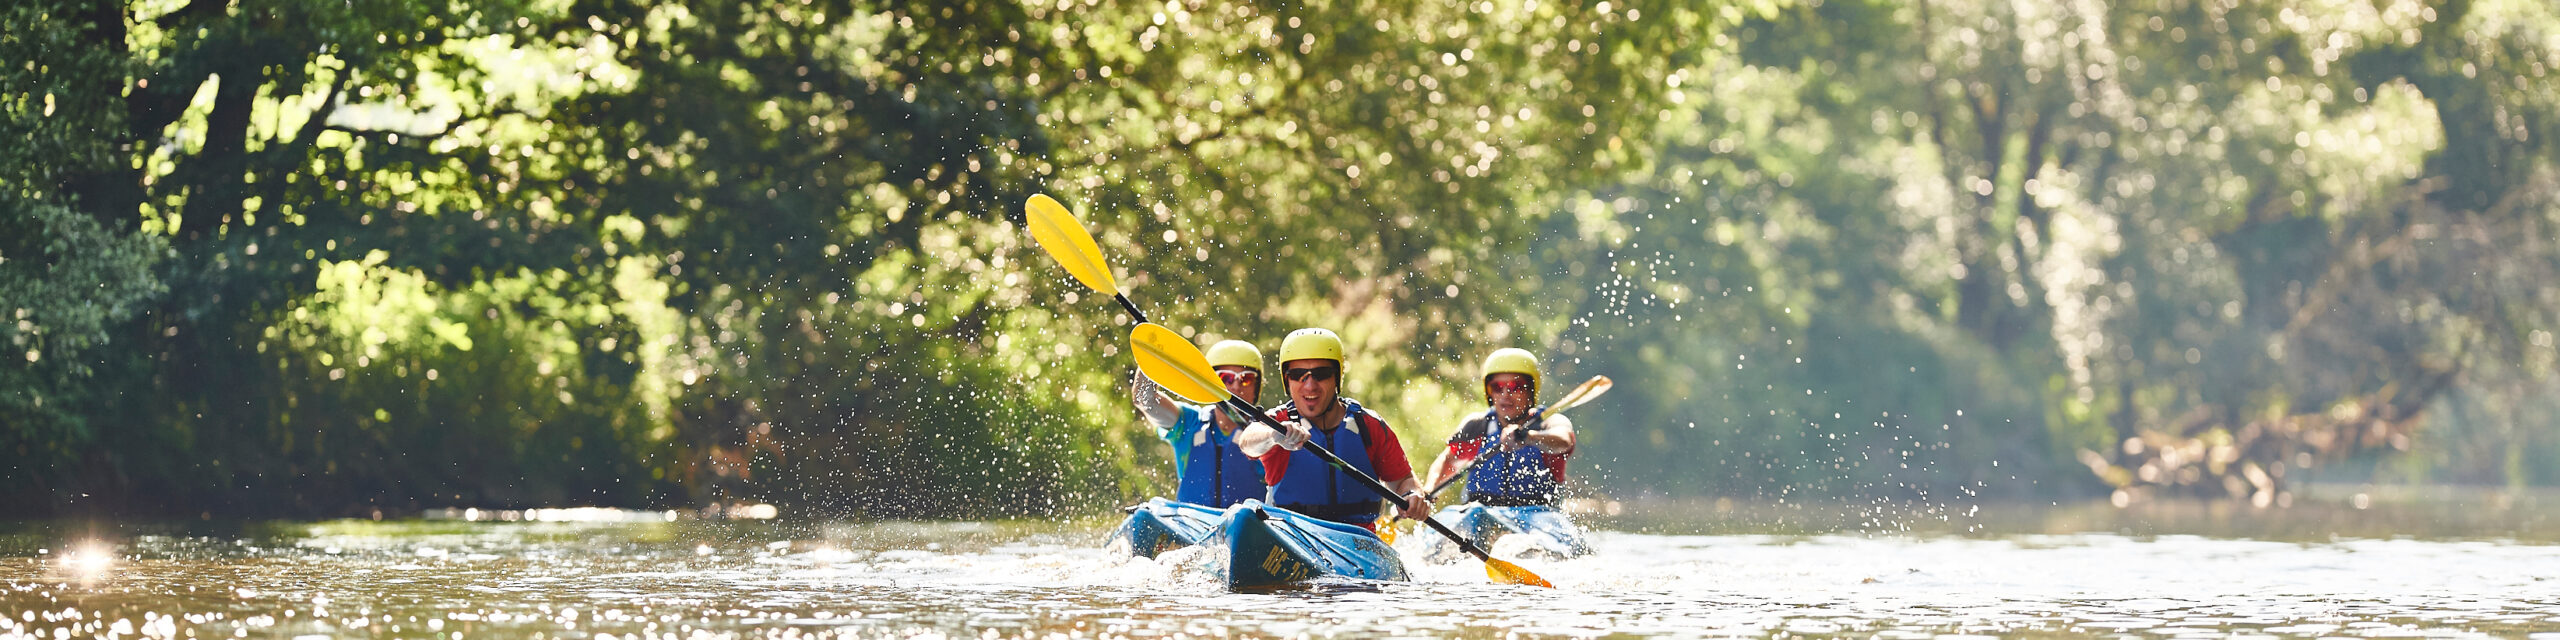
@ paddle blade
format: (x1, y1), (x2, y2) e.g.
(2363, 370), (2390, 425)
(1553, 375), (1614, 412)
(1025, 194), (1120, 295)
(1131, 323), (1230, 404)
(1483, 557), (1555, 588)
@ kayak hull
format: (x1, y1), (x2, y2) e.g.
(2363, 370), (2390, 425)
(1106, 497), (1224, 558)
(1423, 503), (1592, 560)
(1223, 500), (1409, 590)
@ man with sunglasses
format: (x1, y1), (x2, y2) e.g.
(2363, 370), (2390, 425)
(1131, 339), (1272, 507)
(1236, 328), (1431, 530)
(1424, 348), (1577, 507)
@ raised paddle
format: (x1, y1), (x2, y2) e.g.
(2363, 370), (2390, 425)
(1025, 193), (1547, 586)
(1025, 193), (1148, 323)
(1130, 322), (1554, 588)
(1381, 375), (1612, 546)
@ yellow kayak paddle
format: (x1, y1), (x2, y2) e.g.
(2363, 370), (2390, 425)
(1025, 193), (1148, 323)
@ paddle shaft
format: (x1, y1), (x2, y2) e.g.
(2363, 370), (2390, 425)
(1112, 293), (1147, 324)
(1216, 396), (1505, 563)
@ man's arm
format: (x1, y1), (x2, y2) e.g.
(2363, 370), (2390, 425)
(1515, 413), (1576, 454)
(1423, 446), (1459, 492)
(1130, 371), (1182, 438)
(1363, 418), (1431, 517)
(1425, 434), (1484, 490)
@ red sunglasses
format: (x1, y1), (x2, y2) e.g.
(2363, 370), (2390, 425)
(1487, 378), (1534, 394)
(1217, 370), (1261, 384)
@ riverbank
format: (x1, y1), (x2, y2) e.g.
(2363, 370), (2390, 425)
(1576, 486), (2559, 542)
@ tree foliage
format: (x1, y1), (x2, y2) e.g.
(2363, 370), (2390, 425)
(4, 0), (2557, 517)
(1544, 0), (2560, 504)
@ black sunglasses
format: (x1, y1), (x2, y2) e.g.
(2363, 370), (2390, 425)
(1283, 366), (1340, 382)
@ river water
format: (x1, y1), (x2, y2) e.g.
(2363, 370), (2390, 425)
(5, 499), (2557, 639)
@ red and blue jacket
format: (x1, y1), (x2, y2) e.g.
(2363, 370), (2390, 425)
(1256, 398), (1414, 528)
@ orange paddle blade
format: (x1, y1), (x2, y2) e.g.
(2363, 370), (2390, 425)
(1484, 556), (1554, 588)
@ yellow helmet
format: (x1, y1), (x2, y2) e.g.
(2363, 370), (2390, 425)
(1205, 339), (1264, 372)
(1481, 347), (1541, 388)
(1276, 328), (1345, 365)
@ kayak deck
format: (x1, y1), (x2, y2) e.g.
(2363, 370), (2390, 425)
(1221, 500), (1409, 590)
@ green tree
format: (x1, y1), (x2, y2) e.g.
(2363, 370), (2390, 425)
(1548, 0), (2560, 504)
(12, 0), (2559, 518)
(2, 0), (1764, 517)
(1, 0), (167, 507)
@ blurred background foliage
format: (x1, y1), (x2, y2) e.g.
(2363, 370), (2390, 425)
(3, 0), (2555, 518)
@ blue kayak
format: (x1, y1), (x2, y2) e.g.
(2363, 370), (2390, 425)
(1422, 503), (1592, 560)
(1221, 500), (1409, 590)
(1106, 497), (1225, 558)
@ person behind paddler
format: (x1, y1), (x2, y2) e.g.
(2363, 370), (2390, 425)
(1424, 347), (1577, 507)
(1130, 338), (1271, 508)
(1234, 327), (1431, 531)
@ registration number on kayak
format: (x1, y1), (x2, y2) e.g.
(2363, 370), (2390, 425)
(1260, 547), (1313, 583)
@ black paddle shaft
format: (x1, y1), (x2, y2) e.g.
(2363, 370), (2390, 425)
(1114, 294), (1147, 324)
(1217, 397), (1503, 562)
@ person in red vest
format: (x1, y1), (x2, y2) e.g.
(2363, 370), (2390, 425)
(1425, 348), (1577, 506)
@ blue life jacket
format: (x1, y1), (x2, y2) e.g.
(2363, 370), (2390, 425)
(1175, 406), (1265, 508)
(1266, 399), (1386, 525)
(1465, 409), (1562, 506)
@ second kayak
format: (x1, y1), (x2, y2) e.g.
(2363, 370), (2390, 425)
(1421, 502), (1592, 561)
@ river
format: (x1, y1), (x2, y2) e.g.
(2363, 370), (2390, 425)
(5, 497), (2556, 639)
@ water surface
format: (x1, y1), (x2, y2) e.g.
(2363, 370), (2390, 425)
(6, 501), (2557, 639)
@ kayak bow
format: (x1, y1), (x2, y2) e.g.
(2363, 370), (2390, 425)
(1222, 500), (1409, 590)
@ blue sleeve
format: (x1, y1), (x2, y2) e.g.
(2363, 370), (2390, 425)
(1165, 405), (1209, 478)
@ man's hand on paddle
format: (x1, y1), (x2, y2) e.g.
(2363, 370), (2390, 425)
(1395, 490), (1432, 519)
(1272, 416), (1314, 451)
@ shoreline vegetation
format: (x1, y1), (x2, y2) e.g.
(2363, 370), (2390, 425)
(6, 488), (2550, 555)
(8, 0), (2559, 519)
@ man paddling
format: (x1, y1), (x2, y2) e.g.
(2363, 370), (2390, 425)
(1130, 339), (1270, 507)
(1235, 328), (1431, 531)
(1424, 348), (1577, 506)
